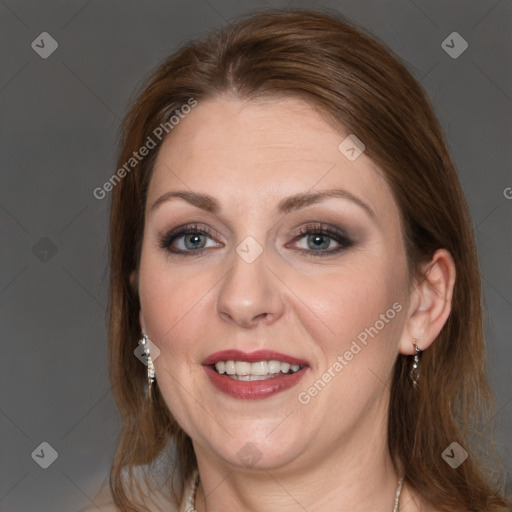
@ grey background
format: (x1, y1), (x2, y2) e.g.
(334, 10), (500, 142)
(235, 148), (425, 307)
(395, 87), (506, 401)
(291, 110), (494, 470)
(1, 0), (510, 510)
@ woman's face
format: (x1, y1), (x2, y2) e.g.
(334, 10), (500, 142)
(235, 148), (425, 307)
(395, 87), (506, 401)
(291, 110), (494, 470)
(137, 96), (412, 472)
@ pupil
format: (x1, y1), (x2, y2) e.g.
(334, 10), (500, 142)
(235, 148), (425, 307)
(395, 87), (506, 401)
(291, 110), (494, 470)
(186, 233), (205, 249)
(308, 234), (329, 250)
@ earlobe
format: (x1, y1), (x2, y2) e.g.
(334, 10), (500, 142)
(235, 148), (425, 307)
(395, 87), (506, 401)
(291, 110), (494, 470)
(130, 270), (145, 333)
(399, 248), (456, 355)
(130, 270), (139, 293)
(139, 310), (146, 335)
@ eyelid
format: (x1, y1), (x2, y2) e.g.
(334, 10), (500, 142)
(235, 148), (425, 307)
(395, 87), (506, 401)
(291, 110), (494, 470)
(159, 223), (223, 252)
(289, 222), (350, 239)
(286, 222), (353, 255)
(160, 221), (354, 257)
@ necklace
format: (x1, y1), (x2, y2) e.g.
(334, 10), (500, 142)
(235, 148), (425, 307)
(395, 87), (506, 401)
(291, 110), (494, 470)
(182, 471), (404, 512)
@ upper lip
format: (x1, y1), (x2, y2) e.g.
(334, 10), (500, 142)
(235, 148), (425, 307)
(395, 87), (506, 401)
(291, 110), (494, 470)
(202, 350), (309, 366)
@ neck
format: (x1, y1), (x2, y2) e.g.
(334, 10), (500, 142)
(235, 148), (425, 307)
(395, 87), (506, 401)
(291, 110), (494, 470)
(192, 405), (405, 511)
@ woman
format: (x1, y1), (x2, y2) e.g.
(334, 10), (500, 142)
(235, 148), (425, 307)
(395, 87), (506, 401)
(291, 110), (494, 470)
(95, 9), (510, 512)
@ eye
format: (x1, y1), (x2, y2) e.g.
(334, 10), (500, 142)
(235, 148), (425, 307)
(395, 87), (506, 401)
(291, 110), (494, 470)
(290, 223), (353, 256)
(160, 224), (222, 254)
(160, 222), (353, 257)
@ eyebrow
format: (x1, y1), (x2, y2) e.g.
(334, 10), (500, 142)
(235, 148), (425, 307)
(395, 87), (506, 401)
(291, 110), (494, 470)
(150, 189), (376, 219)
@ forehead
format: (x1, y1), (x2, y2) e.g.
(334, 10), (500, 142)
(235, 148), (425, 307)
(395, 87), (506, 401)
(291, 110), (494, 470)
(147, 96), (397, 221)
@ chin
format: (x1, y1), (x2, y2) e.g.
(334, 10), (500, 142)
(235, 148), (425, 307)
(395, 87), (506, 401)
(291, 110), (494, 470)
(200, 425), (310, 471)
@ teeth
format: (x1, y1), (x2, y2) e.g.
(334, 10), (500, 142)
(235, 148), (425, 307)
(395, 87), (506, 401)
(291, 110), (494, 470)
(225, 361), (236, 375)
(268, 360), (281, 374)
(214, 360), (303, 378)
(251, 361), (268, 375)
(232, 375), (272, 381)
(235, 361), (251, 375)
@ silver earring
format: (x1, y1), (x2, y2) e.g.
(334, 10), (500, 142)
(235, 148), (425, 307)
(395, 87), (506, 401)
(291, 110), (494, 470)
(139, 333), (155, 396)
(409, 339), (422, 389)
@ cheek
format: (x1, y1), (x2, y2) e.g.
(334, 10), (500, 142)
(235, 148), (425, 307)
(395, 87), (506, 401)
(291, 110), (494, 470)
(138, 251), (215, 429)
(292, 253), (405, 352)
(138, 249), (211, 361)
(290, 256), (408, 420)
(292, 266), (406, 425)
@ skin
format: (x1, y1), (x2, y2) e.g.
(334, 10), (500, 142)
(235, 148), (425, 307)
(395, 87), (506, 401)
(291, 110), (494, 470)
(134, 96), (455, 511)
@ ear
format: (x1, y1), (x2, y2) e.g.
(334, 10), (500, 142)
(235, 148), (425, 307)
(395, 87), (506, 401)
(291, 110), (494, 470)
(138, 310), (146, 335)
(130, 269), (138, 293)
(399, 248), (456, 355)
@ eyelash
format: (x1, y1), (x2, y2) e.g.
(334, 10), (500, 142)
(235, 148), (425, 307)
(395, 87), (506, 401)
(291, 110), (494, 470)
(159, 223), (353, 257)
(292, 223), (353, 257)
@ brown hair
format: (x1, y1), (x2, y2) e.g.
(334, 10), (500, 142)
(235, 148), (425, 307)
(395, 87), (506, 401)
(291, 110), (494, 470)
(108, 9), (510, 511)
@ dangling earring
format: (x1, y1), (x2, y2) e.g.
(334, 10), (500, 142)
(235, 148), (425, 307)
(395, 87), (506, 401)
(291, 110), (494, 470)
(409, 339), (422, 389)
(139, 333), (155, 399)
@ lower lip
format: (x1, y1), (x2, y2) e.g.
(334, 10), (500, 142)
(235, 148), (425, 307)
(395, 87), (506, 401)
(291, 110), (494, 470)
(203, 365), (308, 400)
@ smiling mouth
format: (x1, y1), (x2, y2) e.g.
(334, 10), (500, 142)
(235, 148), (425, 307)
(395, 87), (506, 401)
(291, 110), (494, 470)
(213, 360), (305, 381)
(203, 350), (309, 399)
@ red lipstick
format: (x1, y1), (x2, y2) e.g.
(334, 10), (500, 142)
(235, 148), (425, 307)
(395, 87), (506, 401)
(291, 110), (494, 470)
(203, 350), (308, 366)
(202, 349), (309, 400)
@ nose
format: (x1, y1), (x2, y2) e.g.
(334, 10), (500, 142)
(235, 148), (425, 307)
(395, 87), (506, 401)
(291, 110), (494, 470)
(216, 245), (285, 329)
